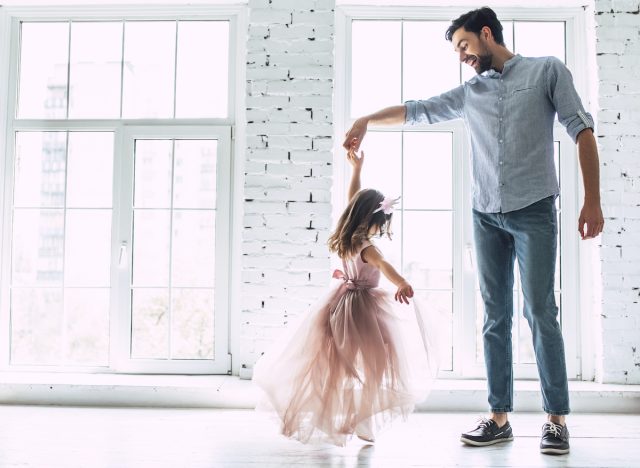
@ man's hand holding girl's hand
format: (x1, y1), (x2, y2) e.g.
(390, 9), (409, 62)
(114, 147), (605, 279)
(343, 118), (369, 151)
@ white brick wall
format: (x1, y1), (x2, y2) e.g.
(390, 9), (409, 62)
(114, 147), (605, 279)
(240, 0), (335, 369)
(595, 0), (640, 383)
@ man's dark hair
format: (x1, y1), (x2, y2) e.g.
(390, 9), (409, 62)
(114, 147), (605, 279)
(445, 7), (505, 46)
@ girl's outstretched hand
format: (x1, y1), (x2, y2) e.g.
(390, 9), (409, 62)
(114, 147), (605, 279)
(346, 141), (364, 171)
(395, 282), (414, 305)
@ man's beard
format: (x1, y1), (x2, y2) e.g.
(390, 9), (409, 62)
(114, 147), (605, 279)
(472, 52), (493, 74)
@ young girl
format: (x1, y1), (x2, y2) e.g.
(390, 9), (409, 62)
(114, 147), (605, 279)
(253, 145), (436, 446)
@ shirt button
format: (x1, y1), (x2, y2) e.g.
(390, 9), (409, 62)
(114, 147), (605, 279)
(499, 139), (503, 143)
(499, 161), (503, 165)
(499, 97), (503, 101)
(499, 118), (503, 121)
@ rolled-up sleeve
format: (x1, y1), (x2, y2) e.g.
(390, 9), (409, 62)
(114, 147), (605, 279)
(405, 85), (465, 125)
(546, 57), (594, 142)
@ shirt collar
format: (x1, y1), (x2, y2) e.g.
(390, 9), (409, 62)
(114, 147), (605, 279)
(483, 54), (522, 78)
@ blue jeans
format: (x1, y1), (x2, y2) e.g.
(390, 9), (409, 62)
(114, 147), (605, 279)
(472, 196), (570, 416)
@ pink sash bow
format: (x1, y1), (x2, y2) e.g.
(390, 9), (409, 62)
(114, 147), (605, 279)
(332, 269), (372, 290)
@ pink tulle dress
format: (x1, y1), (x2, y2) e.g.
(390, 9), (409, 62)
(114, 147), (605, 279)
(253, 240), (437, 446)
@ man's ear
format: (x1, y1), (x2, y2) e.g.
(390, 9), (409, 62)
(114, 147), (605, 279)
(481, 25), (493, 42)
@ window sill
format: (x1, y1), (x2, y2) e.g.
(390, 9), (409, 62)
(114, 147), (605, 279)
(1, 373), (638, 413)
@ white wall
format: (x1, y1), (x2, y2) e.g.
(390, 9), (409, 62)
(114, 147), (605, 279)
(595, 0), (640, 384)
(239, 0), (336, 369)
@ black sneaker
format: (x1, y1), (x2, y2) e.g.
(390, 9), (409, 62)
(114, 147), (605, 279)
(460, 417), (514, 446)
(540, 422), (570, 455)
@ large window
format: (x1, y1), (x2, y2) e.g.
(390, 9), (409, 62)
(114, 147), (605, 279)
(338, 7), (584, 379)
(1, 8), (237, 374)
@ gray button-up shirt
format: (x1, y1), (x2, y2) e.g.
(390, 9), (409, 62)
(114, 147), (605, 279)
(405, 54), (593, 213)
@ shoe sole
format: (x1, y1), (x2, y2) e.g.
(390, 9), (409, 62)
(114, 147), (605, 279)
(460, 436), (514, 446)
(540, 447), (570, 455)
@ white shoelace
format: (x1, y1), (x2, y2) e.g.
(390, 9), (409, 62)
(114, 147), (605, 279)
(476, 417), (493, 430)
(544, 422), (563, 438)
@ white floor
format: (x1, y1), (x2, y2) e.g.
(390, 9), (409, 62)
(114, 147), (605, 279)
(0, 406), (637, 467)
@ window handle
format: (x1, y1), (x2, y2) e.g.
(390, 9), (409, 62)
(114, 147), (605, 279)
(465, 243), (474, 271)
(119, 241), (128, 268)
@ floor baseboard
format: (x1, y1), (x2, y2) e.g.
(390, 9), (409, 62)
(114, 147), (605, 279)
(1, 374), (638, 412)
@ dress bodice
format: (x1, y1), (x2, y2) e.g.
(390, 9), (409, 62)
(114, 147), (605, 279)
(335, 240), (380, 289)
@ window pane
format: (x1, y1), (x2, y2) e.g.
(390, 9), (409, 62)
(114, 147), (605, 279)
(131, 288), (169, 359)
(358, 132), (401, 199)
(69, 22), (123, 118)
(351, 21), (401, 117)
(517, 289), (533, 364)
(173, 140), (217, 209)
(14, 132), (67, 208)
(403, 132), (453, 210)
(175, 21), (229, 118)
(404, 211), (452, 289)
(514, 22), (565, 62)
(64, 210), (112, 287)
(12, 209), (64, 287)
(122, 21), (176, 118)
(18, 22), (69, 119)
(134, 140), (173, 209)
(171, 288), (214, 359)
(66, 132), (114, 208)
(64, 288), (110, 365)
(403, 21), (459, 101)
(415, 290), (452, 371)
(11, 288), (63, 365)
(132, 210), (171, 287)
(172, 211), (215, 288)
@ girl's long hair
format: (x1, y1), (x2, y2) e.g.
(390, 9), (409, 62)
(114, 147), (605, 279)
(327, 188), (393, 259)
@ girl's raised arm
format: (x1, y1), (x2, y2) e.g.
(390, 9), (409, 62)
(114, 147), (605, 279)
(346, 144), (364, 201)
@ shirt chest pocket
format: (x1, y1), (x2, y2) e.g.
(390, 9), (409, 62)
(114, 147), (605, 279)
(510, 85), (540, 104)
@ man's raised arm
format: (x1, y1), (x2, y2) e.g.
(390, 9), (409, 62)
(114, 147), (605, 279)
(342, 105), (406, 151)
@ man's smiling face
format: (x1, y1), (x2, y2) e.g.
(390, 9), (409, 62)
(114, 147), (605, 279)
(452, 26), (493, 75)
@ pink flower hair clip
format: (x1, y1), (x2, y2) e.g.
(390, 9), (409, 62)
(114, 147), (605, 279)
(373, 196), (401, 215)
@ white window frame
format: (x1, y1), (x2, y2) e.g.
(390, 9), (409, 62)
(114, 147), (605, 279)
(0, 5), (246, 374)
(115, 126), (232, 374)
(335, 5), (590, 380)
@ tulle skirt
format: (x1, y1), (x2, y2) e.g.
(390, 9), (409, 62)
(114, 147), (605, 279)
(253, 282), (437, 446)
